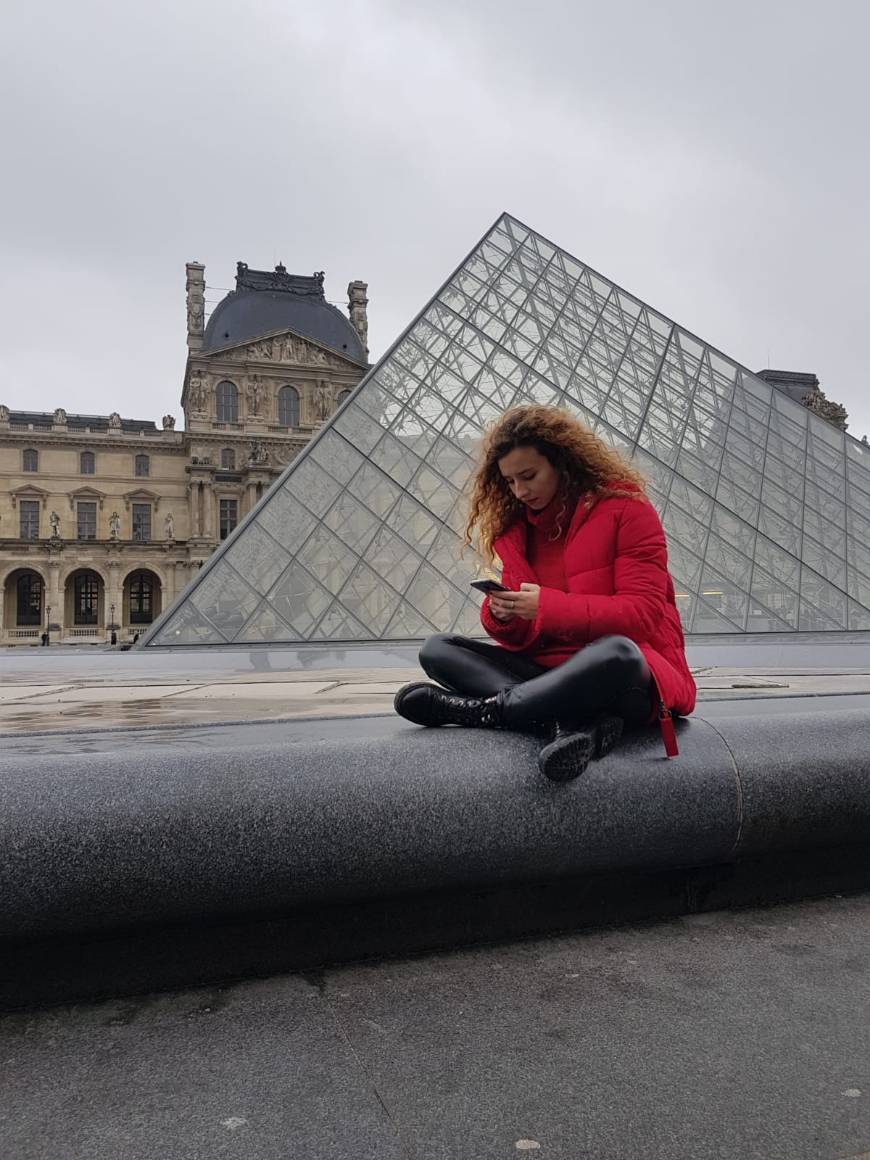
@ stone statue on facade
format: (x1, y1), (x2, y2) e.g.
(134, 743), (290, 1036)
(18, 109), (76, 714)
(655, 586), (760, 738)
(164, 511), (175, 540)
(162, 414), (176, 430)
(248, 440), (269, 466)
(188, 371), (207, 413)
(801, 387), (849, 432)
(314, 380), (332, 422)
(249, 339), (273, 360)
(109, 511), (121, 539)
(108, 412), (122, 431)
(53, 407), (67, 425)
(49, 510), (61, 539)
(186, 261), (206, 345)
(279, 335), (304, 363)
(187, 301), (204, 332)
(246, 376), (264, 416)
(0, 404), (9, 422)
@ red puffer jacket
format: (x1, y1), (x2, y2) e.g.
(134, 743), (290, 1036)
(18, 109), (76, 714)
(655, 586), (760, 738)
(480, 488), (697, 728)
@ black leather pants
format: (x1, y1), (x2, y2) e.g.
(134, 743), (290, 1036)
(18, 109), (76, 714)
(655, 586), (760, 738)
(418, 633), (653, 731)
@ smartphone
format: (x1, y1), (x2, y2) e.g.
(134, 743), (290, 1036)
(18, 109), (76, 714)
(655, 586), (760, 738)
(469, 579), (510, 594)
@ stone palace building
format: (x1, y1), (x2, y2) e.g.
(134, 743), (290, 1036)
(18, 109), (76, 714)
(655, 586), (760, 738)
(0, 262), (369, 644)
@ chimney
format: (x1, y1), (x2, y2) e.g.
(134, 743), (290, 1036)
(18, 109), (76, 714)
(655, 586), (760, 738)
(347, 280), (369, 359)
(186, 262), (206, 352)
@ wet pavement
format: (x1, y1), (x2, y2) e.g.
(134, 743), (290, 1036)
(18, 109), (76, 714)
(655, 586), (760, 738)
(3, 635), (870, 735)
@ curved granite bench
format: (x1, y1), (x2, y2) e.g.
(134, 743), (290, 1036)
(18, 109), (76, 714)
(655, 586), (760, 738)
(3, 706), (870, 1005)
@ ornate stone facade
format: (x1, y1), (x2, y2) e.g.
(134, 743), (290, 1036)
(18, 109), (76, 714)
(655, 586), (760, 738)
(0, 263), (368, 644)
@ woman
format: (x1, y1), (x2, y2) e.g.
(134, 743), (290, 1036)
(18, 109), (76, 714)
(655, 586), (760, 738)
(394, 405), (696, 782)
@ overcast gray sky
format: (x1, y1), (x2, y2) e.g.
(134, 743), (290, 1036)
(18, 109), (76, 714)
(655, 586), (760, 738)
(2, 0), (868, 434)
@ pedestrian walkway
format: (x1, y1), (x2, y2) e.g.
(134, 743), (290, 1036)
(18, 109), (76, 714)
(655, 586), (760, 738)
(4, 643), (870, 733)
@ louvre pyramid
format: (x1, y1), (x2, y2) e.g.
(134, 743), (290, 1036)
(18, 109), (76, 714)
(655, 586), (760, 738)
(144, 213), (870, 646)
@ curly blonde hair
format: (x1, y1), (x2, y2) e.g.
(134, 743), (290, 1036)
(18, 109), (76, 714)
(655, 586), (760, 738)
(464, 405), (647, 564)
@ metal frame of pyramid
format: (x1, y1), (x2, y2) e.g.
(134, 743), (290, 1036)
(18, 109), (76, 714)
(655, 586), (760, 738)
(143, 213), (870, 647)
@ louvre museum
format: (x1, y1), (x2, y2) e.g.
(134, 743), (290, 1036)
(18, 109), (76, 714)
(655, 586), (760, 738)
(140, 214), (870, 649)
(0, 263), (369, 643)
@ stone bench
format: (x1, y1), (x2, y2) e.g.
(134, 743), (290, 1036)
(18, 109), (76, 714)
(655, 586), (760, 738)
(3, 707), (870, 1006)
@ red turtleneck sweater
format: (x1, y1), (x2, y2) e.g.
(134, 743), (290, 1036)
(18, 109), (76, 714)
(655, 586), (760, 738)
(525, 495), (575, 591)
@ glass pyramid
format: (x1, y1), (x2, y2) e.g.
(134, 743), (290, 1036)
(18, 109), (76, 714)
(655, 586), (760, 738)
(144, 213), (870, 646)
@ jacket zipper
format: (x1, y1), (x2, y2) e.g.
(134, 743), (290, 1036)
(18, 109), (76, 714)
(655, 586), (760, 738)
(658, 699), (678, 758)
(649, 671), (679, 757)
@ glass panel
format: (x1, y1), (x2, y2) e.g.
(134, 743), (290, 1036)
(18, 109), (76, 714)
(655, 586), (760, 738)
(799, 567), (847, 628)
(753, 535), (799, 591)
(339, 561), (400, 634)
(703, 532), (753, 588)
(283, 456), (343, 517)
(152, 601), (227, 645)
(758, 505), (801, 556)
(309, 432), (365, 486)
(715, 477), (759, 524)
(333, 403), (385, 454)
(801, 533), (845, 586)
(749, 562), (799, 629)
(236, 601), (302, 643)
(225, 522), (292, 594)
(269, 562), (333, 635)
(316, 603), (373, 641)
(190, 562), (259, 639)
(324, 493), (380, 554)
(295, 525), (357, 596)
(386, 493), (441, 552)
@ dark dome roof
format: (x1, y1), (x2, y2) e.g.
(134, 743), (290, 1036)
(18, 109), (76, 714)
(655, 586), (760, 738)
(202, 264), (366, 364)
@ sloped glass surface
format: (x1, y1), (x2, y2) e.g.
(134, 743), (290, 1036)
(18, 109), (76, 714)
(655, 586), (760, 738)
(145, 213), (870, 645)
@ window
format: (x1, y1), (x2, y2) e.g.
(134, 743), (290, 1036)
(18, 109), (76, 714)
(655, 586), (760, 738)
(278, 385), (300, 427)
(132, 503), (151, 542)
(19, 500), (40, 540)
(23, 448), (38, 472)
(80, 451), (95, 475)
(336, 389), (352, 407)
(135, 454), (150, 477)
(129, 571), (155, 624)
(74, 571), (100, 625)
(77, 501), (97, 540)
(219, 498), (238, 540)
(16, 572), (43, 626)
(221, 447), (236, 470)
(216, 381), (238, 423)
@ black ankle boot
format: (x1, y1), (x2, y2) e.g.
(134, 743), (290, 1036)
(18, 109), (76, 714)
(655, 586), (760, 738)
(537, 715), (623, 782)
(394, 682), (505, 729)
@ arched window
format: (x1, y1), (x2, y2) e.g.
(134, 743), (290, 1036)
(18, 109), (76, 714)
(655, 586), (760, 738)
(134, 454), (150, 477)
(336, 389), (352, 407)
(277, 385), (300, 427)
(221, 447), (236, 470)
(216, 381), (239, 423)
(73, 570), (101, 625)
(23, 448), (38, 472)
(128, 571), (156, 625)
(80, 451), (95, 475)
(16, 572), (43, 626)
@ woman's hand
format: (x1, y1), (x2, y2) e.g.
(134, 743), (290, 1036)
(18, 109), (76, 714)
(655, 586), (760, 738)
(489, 583), (540, 622)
